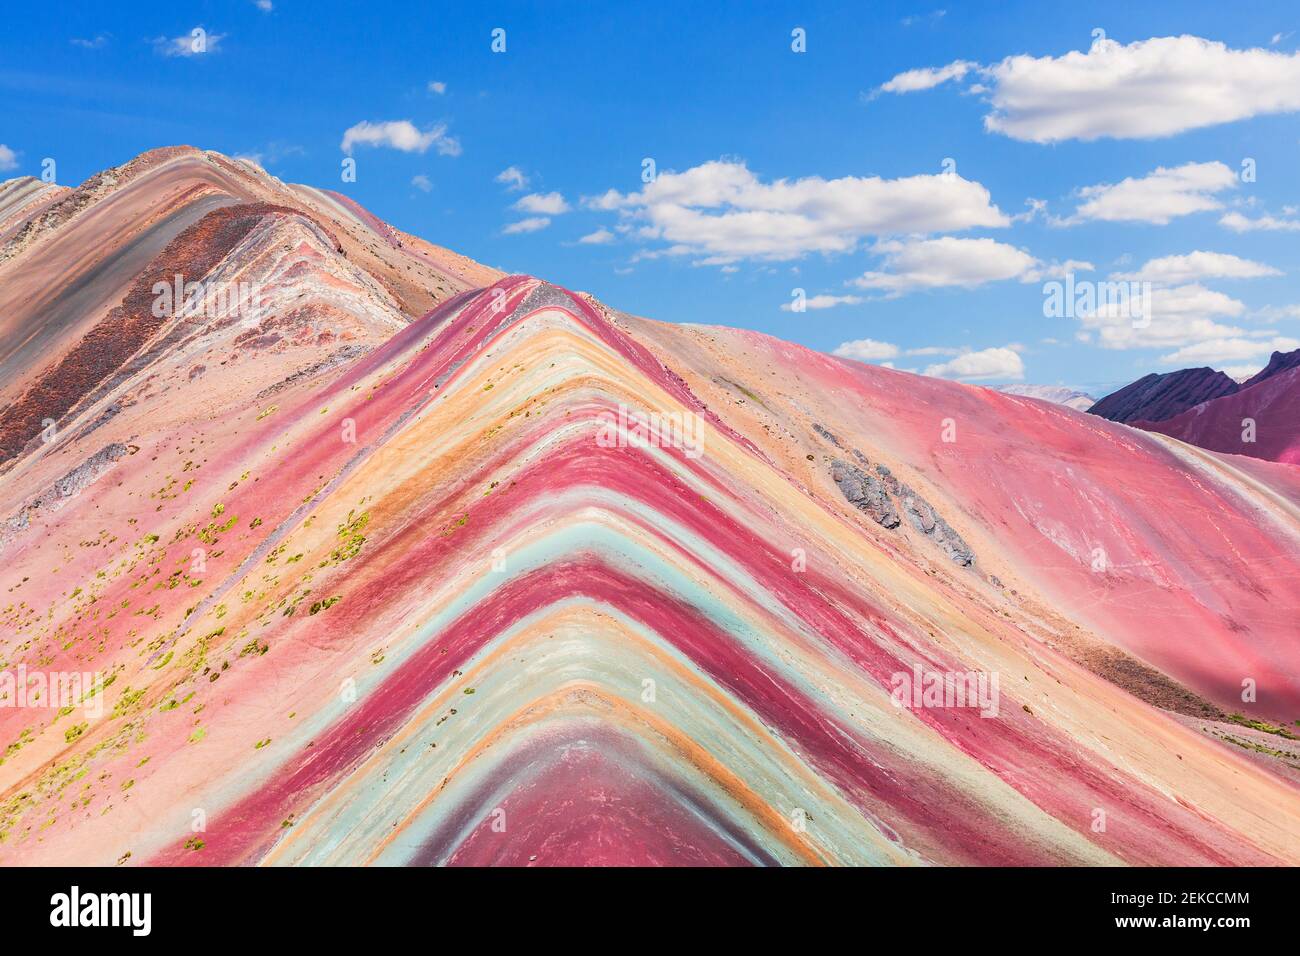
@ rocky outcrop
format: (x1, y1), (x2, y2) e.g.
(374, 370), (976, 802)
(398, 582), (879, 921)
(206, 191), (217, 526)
(831, 459), (899, 528)
(875, 465), (975, 566)
(830, 455), (974, 565)
(897, 489), (976, 567)
(813, 423), (841, 447)
(0, 442), (130, 552)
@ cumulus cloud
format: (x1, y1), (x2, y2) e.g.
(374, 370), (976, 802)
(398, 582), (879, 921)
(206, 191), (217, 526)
(71, 34), (110, 49)
(578, 228), (614, 244)
(584, 159), (1010, 265)
(428, 80), (447, 94)
(514, 191), (571, 215)
(832, 338), (900, 361)
(880, 36), (1300, 142)
(340, 120), (461, 156)
(254, 0), (273, 10)
(495, 166), (528, 191)
(850, 237), (1053, 294)
(1219, 210), (1300, 232)
(1062, 161), (1236, 225)
(0, 144), (17, 172)
(1255, 304), (1300, 321)
(1076, 283), (1250, 350)
(1113, 251), (1281, 285)
(833, 338), (1023, 378)
(153, 27), (225, 57)
(411, 174), (432, 192)
(782, 294), (864, 312)
(924, 347), (1025, 380)
(503, 217), (550, 235)
(1160, 335), (1300, 364)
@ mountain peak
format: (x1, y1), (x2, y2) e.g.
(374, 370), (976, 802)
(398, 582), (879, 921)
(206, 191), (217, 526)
(1243, 347), (1300, 390)
(1088, 366), (1239, 423)
(1, 145), (1298, 868)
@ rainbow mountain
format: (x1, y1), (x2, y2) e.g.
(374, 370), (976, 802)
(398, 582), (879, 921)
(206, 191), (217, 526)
(1, 147), (1298, 866)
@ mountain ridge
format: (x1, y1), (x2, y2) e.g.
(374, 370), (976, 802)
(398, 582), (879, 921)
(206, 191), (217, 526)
(1092, 347), (1300, 464)
(0, 147), (1297, 867)
(1088, 367), (1240, 424)
(996, 384), (1095, 411)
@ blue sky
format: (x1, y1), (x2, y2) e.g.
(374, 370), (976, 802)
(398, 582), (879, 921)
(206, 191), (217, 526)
(3, 1), (1299, 395)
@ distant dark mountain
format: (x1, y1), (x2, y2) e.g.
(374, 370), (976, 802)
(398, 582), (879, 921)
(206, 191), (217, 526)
(1139, 365), (1300, 465)
(1088, 367), (1239, 424)
(1243, 348), (1300, 390)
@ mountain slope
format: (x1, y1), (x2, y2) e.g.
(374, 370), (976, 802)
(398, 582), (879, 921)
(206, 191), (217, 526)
(0, 146), (499, 419)
(0, 149), (1298, 867)
(1088, 367), (1239, 423)
(1137, 365), (1300, 465)
(0, 176), (70, 245)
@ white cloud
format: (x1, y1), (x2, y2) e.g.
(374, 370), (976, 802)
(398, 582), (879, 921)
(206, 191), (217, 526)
(882, 36), (1300, 142)
(496, 166), (528, 191)
(1063, 161), (1236, 225)
(428, 80), (447, 94)
(1160, 335), (1300, 364)
(782, 294), (864, 312)
(1219, 210), (1300, 232)
(924, 347), (1025, 380)
(514, 191), (571, 215)
(879, 60), (976, 93)
(578, 228), (614, 245)
(340, 120), (461, 156)
(585, 159), (1010, 264)
(153, 27), (225, 57)
(833, 338), (900, 361)
(583, 189), (623, 211)
(71, 34), (109, 49)
(0, 145), (17, 172)
(411, 174), (432, 192)
(503, 217), (551, 235)
(1034, 259), (1097, 281)
(254, 0), (273, 10)
(1078, 283), (1249, 349)
(1255, 304), (1300, 321)
(850, 237), (1046, 294)
(1114, 250), (1281, 285)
